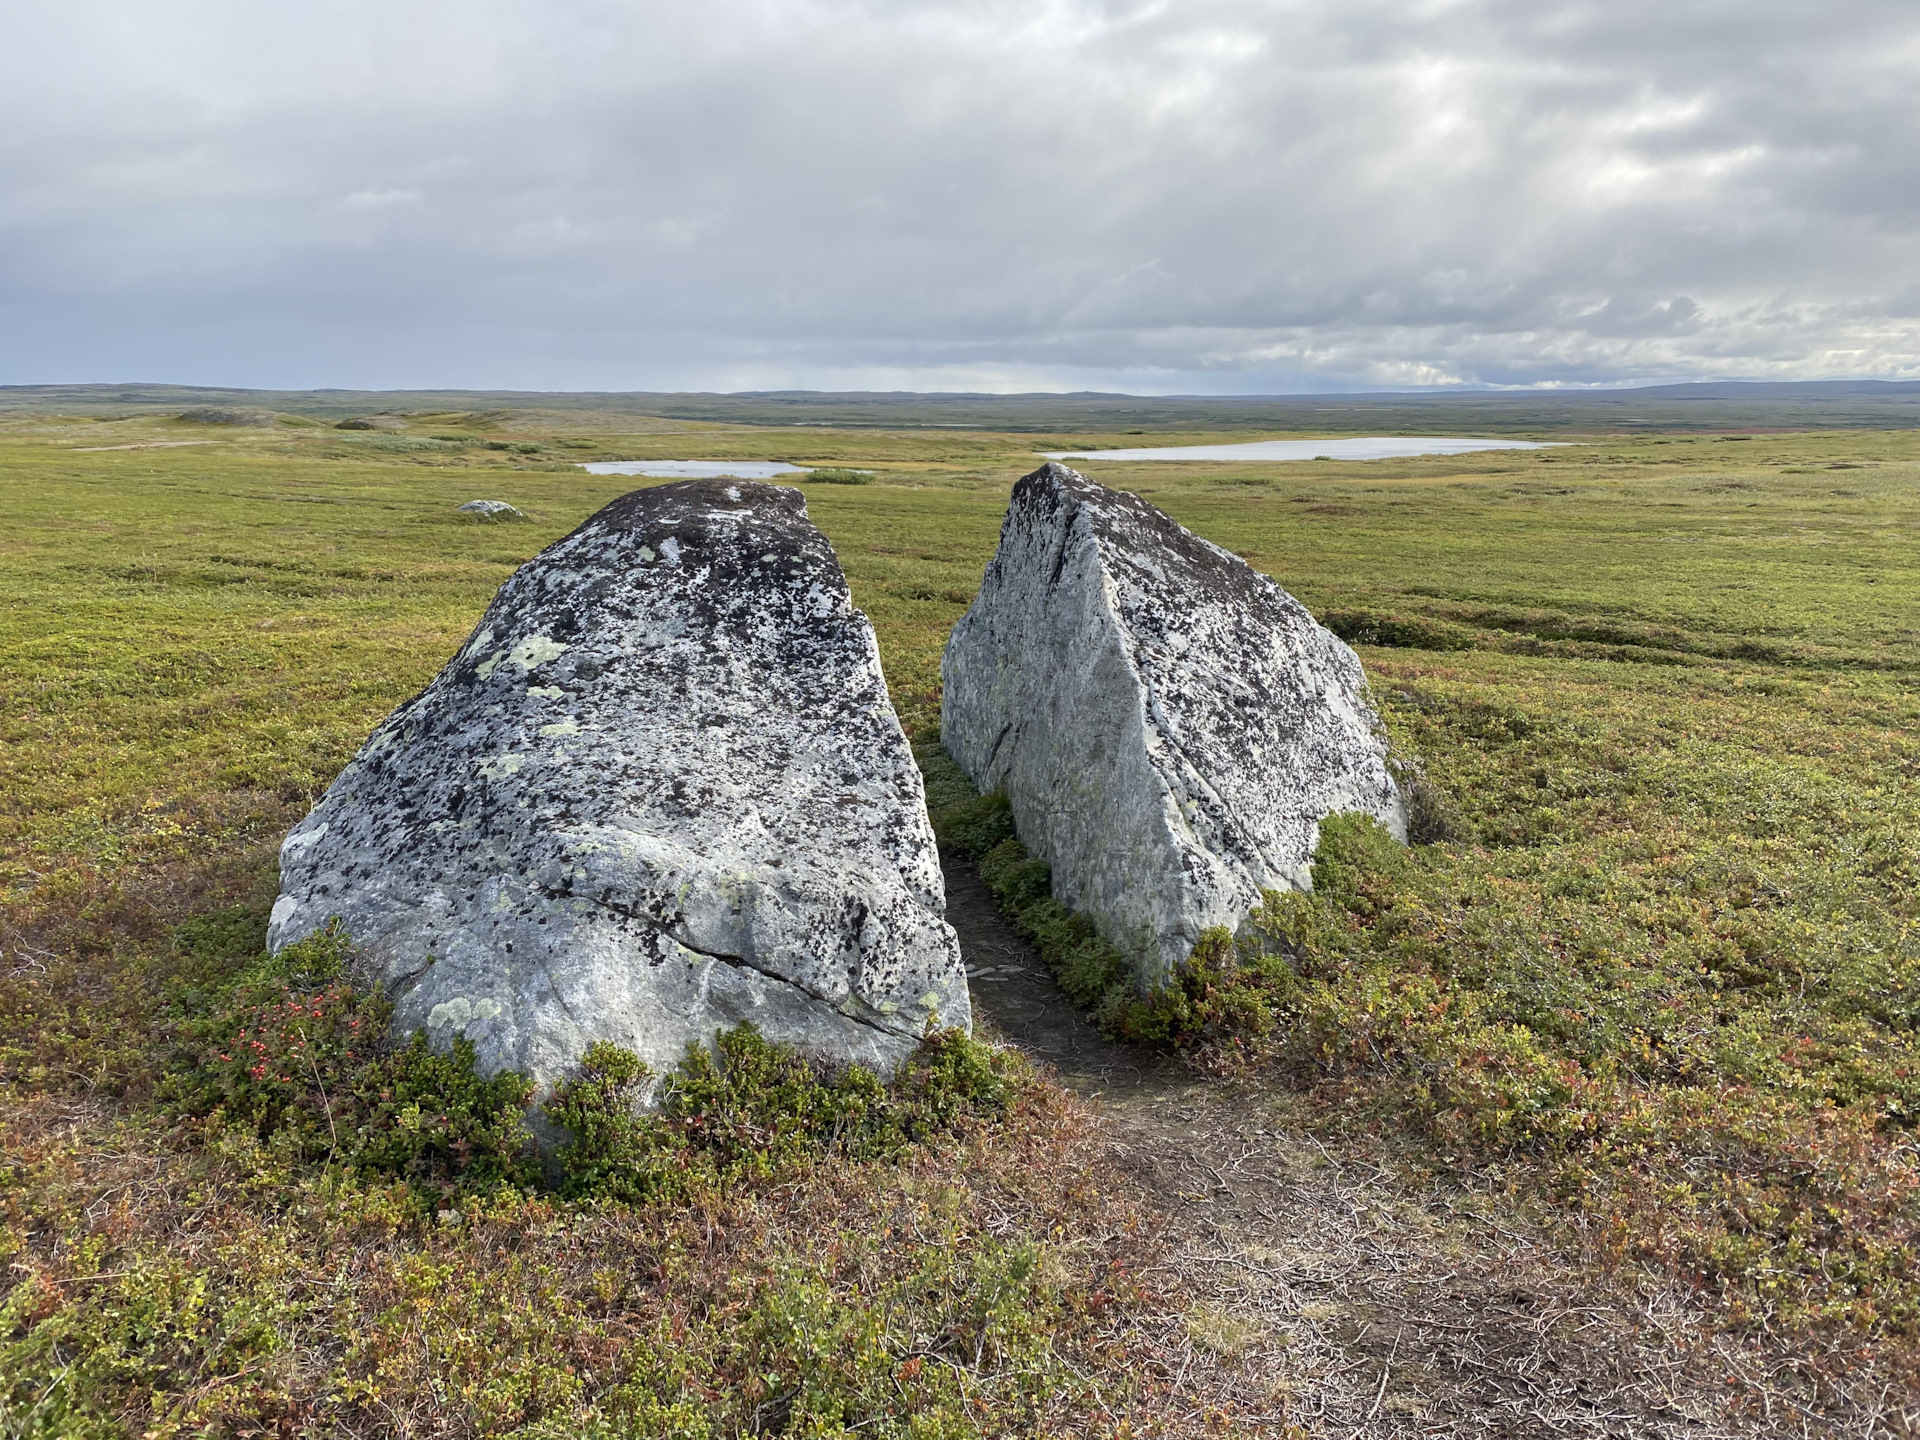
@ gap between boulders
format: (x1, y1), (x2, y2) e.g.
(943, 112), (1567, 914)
(940, 850), (1818, 1438)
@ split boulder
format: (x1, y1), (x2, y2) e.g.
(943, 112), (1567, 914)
(270, 478), (968, 1094)
(942, 462), (1404, 987)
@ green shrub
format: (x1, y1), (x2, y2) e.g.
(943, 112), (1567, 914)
(545, 1024), (1019, 1204)
(802, 467), (874, 485)
(164, 925), (538, 1203)
(1321, 608), (1476, 651)
(919, 742), (1140, 1019)
(161, 918), (1019, 1214)
(543, 1041), (683, 1203)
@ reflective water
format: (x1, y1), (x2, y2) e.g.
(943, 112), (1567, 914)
(1041, 436), (1556, 463)
(578, 460), (809, 479)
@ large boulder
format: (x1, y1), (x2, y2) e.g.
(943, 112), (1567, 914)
(942, 462), (1404, 987)
(270, 478), (968, 1094)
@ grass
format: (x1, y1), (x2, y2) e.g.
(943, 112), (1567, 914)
(3, 405), (1920, 1427)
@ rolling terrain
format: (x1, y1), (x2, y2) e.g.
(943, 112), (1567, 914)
(3, 399), (1917, 1435)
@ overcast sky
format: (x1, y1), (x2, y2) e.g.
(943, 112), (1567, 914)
(3, 0), (1917, 393)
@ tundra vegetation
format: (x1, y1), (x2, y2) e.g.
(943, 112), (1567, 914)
(1, 402), (1917, 1434)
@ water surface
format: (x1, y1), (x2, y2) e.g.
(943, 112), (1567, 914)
(1042, 436), (1554, 463)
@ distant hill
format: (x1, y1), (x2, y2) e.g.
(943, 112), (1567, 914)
(4, 378), (1919, 434)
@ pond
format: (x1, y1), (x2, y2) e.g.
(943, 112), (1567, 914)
(579, 460), (809, 479)
(1041, 437), (1556, 463)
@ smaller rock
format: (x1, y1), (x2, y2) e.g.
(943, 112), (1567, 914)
(456, 500), (527, 520)
(942, 462), (1405, 988)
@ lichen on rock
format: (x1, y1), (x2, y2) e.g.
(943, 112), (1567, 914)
(456, 499), (526, 521)
(941, 462), (1404, 989)
(270, 478), (968, 1095)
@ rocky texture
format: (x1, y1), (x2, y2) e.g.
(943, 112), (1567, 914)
(942, 462), (1404, 988)
(456, 499), (526, 520)
(270, 478), (968, 1094)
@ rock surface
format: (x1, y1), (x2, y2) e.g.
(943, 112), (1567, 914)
(942, 462), (1404, 987)
(456, 499), (526, 520)
(270, 478), (968, 1094)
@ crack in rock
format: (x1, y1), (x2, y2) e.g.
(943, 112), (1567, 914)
(543, 884), (907, 1041)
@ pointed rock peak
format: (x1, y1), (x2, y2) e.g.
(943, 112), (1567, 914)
(943, 462), (1404, 988)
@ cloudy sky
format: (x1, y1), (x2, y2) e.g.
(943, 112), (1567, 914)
(3, 0), (1917, 393)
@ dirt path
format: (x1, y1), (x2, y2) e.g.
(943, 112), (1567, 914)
(944, 855), (1814, 1438)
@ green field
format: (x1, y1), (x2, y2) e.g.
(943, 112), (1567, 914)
(4, 406), (1919, 1433)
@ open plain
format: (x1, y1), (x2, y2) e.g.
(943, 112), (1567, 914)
(3, 396), (1919, 1435)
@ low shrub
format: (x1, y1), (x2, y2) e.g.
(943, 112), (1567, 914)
(175, 407), (276, 427)
(546, 1025), (1014, 1205)
(1321, 608), (1477, 652)
(917, 733), (1920, 1340)
(160, 914), (1020, 1214)
(163, 924), (538, 1203)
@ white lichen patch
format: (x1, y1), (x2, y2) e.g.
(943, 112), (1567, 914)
(508, 634), (569, 671)
(427, 996), (503, 1034)
(281, 823), (327, 854)
(539, 719), (582, 738)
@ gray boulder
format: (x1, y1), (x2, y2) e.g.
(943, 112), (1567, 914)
(456, 499), (526, 520)
(270, 478), (968, 1095)
(942, 462), (1404, 988)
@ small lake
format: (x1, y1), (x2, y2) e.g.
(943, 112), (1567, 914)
(1041, 437), (1555, 463)
(579, 460), (809, 479)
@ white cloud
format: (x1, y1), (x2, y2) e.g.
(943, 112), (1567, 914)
(2, 0), (1917, 390)
(342, 190), (421, 210)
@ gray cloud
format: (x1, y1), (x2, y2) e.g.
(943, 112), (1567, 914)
(3, 0), (1917, 391)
